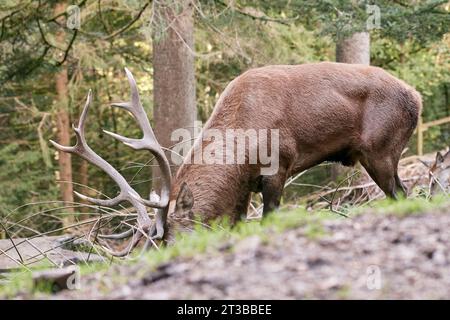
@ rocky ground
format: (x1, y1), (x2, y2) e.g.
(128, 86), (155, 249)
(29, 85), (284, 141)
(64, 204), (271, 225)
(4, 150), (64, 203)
(44, 209), (450, 300)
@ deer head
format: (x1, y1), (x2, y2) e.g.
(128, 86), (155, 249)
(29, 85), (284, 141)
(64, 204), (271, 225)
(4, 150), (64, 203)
(429, 149), (450, 196)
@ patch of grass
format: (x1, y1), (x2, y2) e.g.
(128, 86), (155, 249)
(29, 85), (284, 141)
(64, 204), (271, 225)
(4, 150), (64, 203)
(0, 257), (73, 299)
(0, 255), (116, 298)
(351, 195), (450, 217)
(138, 206), (338, 270)
(79, 259), (113, 276)
(304, 221), (328, 239)
(0, 206), (359, 298)
(1, 195), (449, 298)
(0, 269), (33, 298)
(336, 285), (351, 299)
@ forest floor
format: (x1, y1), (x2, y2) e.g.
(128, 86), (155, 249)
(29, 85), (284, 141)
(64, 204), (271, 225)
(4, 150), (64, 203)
(2, 197), (450, 299)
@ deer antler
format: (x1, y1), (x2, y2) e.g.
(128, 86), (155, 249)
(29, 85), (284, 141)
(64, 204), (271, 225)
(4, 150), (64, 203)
(50, 69), (172, 256)
(105, 68), (172, 239)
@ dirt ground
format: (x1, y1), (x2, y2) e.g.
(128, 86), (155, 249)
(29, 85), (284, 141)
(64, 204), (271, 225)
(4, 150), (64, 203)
(42, 208), (450, 300)
(0, 236), (102, 272)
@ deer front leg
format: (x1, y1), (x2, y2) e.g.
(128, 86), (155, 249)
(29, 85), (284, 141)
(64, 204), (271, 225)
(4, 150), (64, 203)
(261, 168), (287, 216)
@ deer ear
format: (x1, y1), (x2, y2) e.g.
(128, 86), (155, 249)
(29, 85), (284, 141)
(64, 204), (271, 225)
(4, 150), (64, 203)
(436, 151), (444, 164)
(176, 182), (194, 211)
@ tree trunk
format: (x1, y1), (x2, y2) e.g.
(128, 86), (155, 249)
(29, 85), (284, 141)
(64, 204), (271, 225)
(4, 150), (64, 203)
(336, 32), (370, 65)
(54, 2), (74, 223)
(332, 32), (370, 181)
(152, 0), (196, 190)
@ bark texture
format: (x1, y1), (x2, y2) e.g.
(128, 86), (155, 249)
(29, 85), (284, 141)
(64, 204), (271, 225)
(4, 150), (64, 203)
(54, 2), (74, 220)
(336, 32), (370, 65)
(152, 0), (196, 189)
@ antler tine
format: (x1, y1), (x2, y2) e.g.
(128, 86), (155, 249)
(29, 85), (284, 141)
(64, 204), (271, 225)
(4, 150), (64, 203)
(98, 228), (134, 240)
(105, 68), (172, 239)
(107, 68), (157, 147)
(50, 91), (127, 207)
(49, 89), (92, 153)
(74, 89), (92, 135)
(73, 191), (122, 207)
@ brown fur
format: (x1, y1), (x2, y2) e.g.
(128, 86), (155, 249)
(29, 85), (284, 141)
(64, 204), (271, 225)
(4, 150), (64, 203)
(166, 62), (422, 237)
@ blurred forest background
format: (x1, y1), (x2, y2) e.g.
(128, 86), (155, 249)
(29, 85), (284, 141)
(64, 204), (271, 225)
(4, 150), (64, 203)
(0, 0), (449, 237)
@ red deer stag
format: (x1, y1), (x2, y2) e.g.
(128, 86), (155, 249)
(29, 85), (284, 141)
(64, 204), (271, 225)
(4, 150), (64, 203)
(51, 63), (422, 256)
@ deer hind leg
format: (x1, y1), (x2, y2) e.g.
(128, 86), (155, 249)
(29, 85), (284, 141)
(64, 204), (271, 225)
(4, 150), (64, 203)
(360, 155), (405, 199)
(261, 167), (287, 216)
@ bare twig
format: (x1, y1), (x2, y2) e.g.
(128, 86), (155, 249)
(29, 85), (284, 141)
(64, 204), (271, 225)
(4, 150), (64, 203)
(0, 221), (24, 263)
(24, 238), (60, 268)
(329, 170), (360, 213)
(0, 247), (30, 271)
(103, 1), (150, 41)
